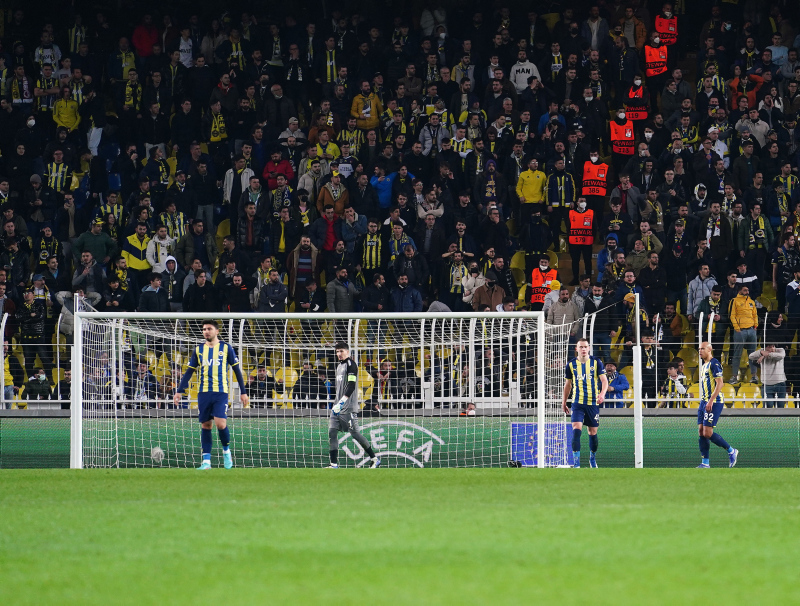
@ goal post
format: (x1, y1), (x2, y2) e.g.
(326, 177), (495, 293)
(71, 311), (582, 469)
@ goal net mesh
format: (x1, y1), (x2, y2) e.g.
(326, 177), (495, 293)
(75, 314), (573, 468)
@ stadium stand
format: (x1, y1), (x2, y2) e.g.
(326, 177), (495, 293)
(0, 0), (799, 408)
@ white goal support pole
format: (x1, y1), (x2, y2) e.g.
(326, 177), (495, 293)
(70, 298), (84, 469)
(633, 294), (644, 468)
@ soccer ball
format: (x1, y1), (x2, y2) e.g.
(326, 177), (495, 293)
(151, 446), (165, 464)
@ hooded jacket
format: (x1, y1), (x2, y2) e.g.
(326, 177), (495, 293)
(160, 255), (187, 304)
(596, 233), (623, 281)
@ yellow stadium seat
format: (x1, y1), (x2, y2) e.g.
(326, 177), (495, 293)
(517, 284), (527, 305)
(687, 383), (700, 403)
(737, 383), (761, 408)
(274, 367), (299, 389)
(506, 217), (518, 237)
(621, 366), (635, 384)
(676, 347), (698, 367)
(272, 389), (293, 409)
(511, 268), (526, 292)
(719, 383), (737, 406)
(51, 367), (65, 383)
(358, 370), (374, 403)
(622, 388), (634, 406)
(546, 250), (559, 268)
(756, 295), (776, 312)
(510, 250), (526, 271)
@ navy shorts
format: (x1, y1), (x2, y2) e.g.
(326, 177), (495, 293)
(198, 392), (229, 423)
(571, 403), (600, 428)
(697, 399), (723, 428)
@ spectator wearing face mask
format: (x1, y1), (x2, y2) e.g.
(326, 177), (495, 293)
(26, 367), (52, 401)
(460, 262), (485, 305)
(596, 234), (623, 282)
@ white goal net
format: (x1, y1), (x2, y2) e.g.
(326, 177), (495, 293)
(71, 312), (573, 469)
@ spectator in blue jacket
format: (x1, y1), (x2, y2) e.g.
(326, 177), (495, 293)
(391, 273), (423, 312)
(370, 166), (396, 212)
(596, 233), (623, 282)
(603, 360), (630, 408)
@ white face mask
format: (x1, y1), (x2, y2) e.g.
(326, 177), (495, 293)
(645, 132), (653, 140)
(577, 201), (587, 210)
(634, 79), (642, 86)
(584, 95), (593, 102)
(618, 112), (626, 120)
(439, 32), (446, 39)
(590, 155), (599, 162)
(653, 37), (660, 44)
(592, 295), (602, 303)
(664, 12), (672, 18)
(27, 119), (35, 127)
(539, 264), (548, 271)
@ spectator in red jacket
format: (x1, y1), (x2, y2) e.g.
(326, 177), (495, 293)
(262, 149), (295, 190)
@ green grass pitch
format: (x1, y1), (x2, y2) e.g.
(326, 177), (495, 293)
(2, 469), (799, 605)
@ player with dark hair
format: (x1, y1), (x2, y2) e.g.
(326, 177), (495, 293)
(696, 341), (738, 468)
(562, 337), (608, 468)
(174, 320), (250, 469)
(328, 341), (381, 468)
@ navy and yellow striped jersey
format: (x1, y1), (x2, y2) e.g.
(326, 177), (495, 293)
(186, 341), (241, 393)
(565, 356), (606, 406)
(699, 357), (724, 403)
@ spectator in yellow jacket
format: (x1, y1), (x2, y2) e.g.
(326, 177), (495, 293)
(350, 80), (383, 131)
(515, 157), (547, 223)
(53, 87), (81, 132)
(728, 285), (759, 383)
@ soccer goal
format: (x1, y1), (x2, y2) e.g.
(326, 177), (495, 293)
(71, 311), (580, 469)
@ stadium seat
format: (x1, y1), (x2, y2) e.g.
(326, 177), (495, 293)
(678, 314), (690, 336)
(510, 250), (526, 271)
(687, 384), (700, 403)
(506, 217), (518, 237)
(358, 370), (374, 402)
(621, 366), (635, 385)
(272, 390), (293, 409)
(756, 295), (776, 312)
(546, 250), (559, 268)
(622, 388), (634, 406)
(274, 368), (299, 389)
(720, 384), (737, 406)
(676, 348), (698, 367)
(737, 383), (761, 408)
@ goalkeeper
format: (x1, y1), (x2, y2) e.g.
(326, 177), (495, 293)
(174, 320), (250, 470)
(328, 342), (381, 468)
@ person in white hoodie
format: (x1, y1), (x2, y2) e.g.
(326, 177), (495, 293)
(146, 225), (175, 274)
(509, 50), (541, 93)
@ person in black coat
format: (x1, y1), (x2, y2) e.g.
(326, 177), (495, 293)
(360, 273), (391, 313)
(138, 273), (170, 312)
(182, 269), (217, 312)
(348, 173), (380, 218)
(102, 274), (136, 312)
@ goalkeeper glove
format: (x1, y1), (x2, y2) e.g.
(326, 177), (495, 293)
(332, 397), (347, 414)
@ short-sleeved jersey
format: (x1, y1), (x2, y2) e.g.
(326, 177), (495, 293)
(699, 357), (724, 403)
(334, 358), (359, 414)
(565, 356), (606, 406)
(187, 341), (240, 393)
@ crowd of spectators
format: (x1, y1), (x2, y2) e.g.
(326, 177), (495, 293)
(1, 1), (800, 405)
